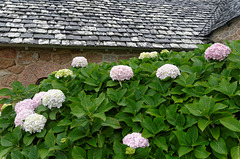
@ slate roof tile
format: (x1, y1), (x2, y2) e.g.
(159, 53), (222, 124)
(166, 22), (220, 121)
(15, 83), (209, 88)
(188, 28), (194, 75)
(0, 0), (237, 49)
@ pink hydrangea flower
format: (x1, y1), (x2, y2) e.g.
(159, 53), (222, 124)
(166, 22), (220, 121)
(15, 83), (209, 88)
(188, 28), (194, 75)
(123, 132), (149, 149)
(110, 65), (133, 81)
(15, 99), (34, 114)
(32, 92), (46, 109)
(14, 109), (34, 128)
(204, 43), (231, 61)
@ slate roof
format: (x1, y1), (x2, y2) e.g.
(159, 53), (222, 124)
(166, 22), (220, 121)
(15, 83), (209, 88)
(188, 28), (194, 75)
(201, 0), (240, 35)
(0, 0), (238, 50)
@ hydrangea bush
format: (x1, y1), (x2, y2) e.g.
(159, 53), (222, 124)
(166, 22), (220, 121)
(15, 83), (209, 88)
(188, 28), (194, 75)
(1, 41), (240, 158)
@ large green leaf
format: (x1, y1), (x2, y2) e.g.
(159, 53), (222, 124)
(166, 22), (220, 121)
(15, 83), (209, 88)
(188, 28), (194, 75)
(44, 129), (55, 148)
(198, 119), (211, 132)
(0, 88), (13, 96)
(102, 117), (121, 129)
(178, 146), (193, 157)
(231, 146), (240, 159)
(210, 138), (228, 155)
(153, 136), (168, 152)
(194, 146), (210, 159)
(220, 117), (240, 132)
(72, 146), (86, 159)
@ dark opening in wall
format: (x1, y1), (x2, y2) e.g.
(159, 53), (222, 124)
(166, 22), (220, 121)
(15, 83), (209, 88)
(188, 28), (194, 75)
(35, 77), (47, 85)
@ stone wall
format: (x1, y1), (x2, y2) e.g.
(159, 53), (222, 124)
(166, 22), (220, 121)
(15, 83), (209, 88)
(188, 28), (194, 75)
(0, 47), (140, 89)
(210, 16), (240, 43)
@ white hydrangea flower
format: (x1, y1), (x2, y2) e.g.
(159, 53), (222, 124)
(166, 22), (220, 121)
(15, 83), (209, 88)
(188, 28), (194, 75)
(139, 51), (158, 59)
(110, 65), (133, 81)
(55, 69), (73, 78)
(150, 51), (158, 58)
(23, 113), (47, 134)
(42, 89), (66, 109)
(71, 56), (88, 68)
(156, 64), (181, 80)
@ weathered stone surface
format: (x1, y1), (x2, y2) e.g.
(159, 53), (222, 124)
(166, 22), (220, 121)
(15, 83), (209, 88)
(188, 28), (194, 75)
(118, 55), (134, 61)
(17, 51), (39, 65)
(38, 50), (52, 61)
(0, 48), (16, 59)
(103, 54), (117, 62)
(8, 65), (25, 74)
(0, 74), (18, 87)
(210, 17), (240, 43)
(0, 59), (15, 69)
(52, 53), (72, 65)
(18, 61), (60, 86)
(85, 53), (102, 64)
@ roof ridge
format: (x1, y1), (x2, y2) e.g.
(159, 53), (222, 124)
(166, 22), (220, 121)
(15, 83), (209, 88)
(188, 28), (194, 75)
(200, 0), (240, 35)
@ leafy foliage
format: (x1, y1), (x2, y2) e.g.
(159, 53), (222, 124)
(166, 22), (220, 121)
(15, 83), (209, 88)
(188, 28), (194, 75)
(1, 40), (240, 158)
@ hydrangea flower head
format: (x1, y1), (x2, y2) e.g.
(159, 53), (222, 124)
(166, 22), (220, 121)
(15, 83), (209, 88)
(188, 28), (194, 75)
(23, 113), (47, 133)
(32, 92), (46, 109)
(55, 69), (73, 79)
(156, 64), (181, 80)
(204, 43), (231, 61)
(14, 109), (34, 128)
(42, 89), (66, 109)
(71, 56), (88, 68)
(110, 65), (133, 81)
(160, 49), (169, 54)
(139, 51), (158, 59)
(123, 132), (149, 149)
(150, 51), (158, 58)
(15, 99), (34, 114)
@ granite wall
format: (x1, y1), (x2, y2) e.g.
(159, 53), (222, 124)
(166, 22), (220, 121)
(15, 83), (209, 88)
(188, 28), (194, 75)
(0, 47), (140, 90)
(210, 17), (240, 43)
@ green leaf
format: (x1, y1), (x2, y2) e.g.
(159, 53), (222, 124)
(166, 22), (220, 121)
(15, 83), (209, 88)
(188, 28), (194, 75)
(11, 81), (24, 91)
(11, 151), (24, 159)
(220, 117), (240, 132)
(113, 140), (126, 155)
(0, 147), (14, 158)
(72, 146), (86, 159)
(187, 126), (198, 145)
(71, 106), (87, 118)
(216, 78), (237, 96)
(134, 147), (150, 159)
(123, 99), (142, 115)
(39, 149), (48, 159)
(92, 112), (106, 121)
(102, 117), (121, 129)
(178, 146), (193, 157)
(44, 129), (55, 148)
(154, 136), (168, 152)
(174, 131), (190, 146)
(49, 108), (58, 120)
(231, 146), (240, 159)
(84, 78), (98, 86)
(0, 88), (12, 96)
(210, 138), (228, 155)
(185, 103), (202, 117)
(198, 119), (211, 132)
(88, 148), (102, 159)
(68, 127), (87, 141)
(210, 127), (220, 140)
(106, 80), (119, 87)
(57, 118), (71, 126)
(23, 134), (35, 146)
(194, 145), (210, 159)
(28, 146), (39, 159)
